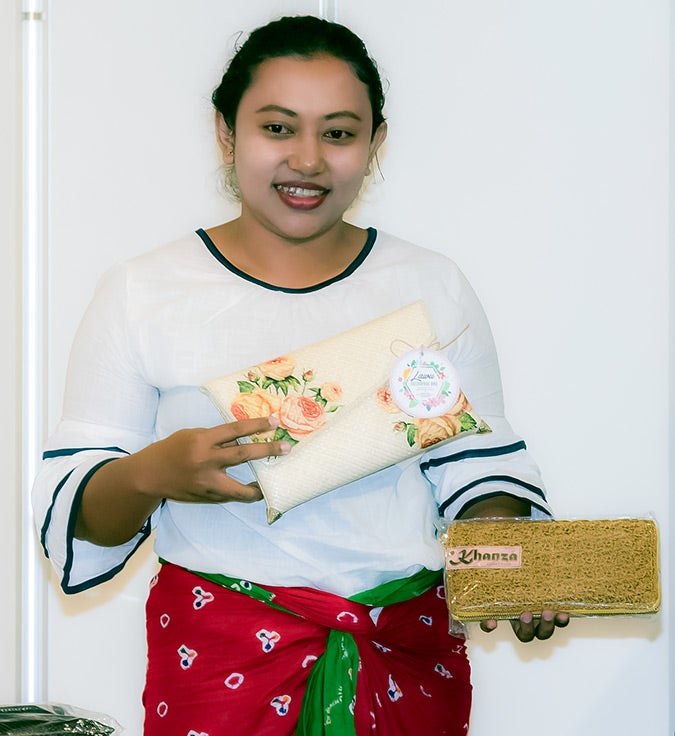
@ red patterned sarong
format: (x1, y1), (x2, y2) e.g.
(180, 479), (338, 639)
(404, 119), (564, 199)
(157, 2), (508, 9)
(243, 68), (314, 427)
(143, 563), (471, 735)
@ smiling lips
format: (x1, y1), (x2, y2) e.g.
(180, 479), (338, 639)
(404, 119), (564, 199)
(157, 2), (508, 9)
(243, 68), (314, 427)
(274, 183), (329, 210)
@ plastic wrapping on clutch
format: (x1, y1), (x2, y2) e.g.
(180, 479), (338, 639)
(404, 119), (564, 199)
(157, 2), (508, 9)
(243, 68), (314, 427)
(437, 517), (661, 622)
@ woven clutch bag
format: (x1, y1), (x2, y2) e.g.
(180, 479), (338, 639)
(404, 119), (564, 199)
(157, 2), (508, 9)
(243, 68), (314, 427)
(440, 518), (661, 621)
(202, 301), (489, 523)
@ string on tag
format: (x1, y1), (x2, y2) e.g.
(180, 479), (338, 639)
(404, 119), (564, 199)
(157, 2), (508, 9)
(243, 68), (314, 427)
(389, 323), (470, 358)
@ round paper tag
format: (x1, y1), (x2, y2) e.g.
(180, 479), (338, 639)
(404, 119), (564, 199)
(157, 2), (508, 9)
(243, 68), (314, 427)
(389, 348), (460, 418)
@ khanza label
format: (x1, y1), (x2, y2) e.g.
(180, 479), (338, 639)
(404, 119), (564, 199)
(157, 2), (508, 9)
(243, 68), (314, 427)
(446, 546), (523, 569)
(389, 347), (460, 418)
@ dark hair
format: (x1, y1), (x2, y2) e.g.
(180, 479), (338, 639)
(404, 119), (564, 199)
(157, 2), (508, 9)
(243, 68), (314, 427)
(212, 15), (386, 138)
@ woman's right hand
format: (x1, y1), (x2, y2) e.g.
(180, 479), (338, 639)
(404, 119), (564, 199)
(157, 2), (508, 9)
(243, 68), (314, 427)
(75, 416), (290, 546)
(130, 415), (290, 504)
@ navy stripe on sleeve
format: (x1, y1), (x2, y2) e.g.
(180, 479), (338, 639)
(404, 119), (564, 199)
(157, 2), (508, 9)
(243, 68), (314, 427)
(43, 446), (128, 459)
(420, 441), (527, 476)
(452, 490), (552, 520)
(61, 458), (152, 594)
(438, 474), (546, 516)
(39, 468), (76, 559)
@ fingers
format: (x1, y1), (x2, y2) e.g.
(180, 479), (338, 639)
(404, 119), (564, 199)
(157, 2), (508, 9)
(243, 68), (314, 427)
(510, 612), (536, 642)
(188, 474), (265, 505)
(481, 611), (570, 641)
(205, 416), (292, 466)
(554, 612), (570, 628)
(214, 437), (291, 467)
(208, 415), (282, 446)
(509, 610), (570, 642)
(480, 620), (498, 634)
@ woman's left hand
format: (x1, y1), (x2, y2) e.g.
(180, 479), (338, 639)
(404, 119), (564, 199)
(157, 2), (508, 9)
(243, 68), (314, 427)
(480, 610), (570, 642)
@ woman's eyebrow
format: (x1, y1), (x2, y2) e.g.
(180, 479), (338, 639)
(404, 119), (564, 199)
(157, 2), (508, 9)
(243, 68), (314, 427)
(255, 105), (362, 123)
(324, 110), (362, 122)
(255, 105), (297, 117)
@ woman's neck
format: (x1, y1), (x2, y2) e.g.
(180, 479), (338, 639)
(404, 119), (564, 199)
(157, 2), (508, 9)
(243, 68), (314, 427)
(205, 217), (368, 289)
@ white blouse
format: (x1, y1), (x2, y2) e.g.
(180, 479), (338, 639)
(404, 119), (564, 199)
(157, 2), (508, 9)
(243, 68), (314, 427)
(33, 228), (550, 597)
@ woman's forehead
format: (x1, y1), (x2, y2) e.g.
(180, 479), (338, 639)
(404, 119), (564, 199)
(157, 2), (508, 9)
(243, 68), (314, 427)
(240, 55), (372, 117)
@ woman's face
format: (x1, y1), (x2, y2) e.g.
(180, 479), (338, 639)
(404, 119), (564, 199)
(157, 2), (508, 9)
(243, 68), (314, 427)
(223, 55), (386, 243)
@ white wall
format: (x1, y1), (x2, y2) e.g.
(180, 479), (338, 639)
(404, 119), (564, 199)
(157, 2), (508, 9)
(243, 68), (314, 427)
(671, 2), (675, 730)
(0, 0), (23, 705)
(12, 0), (671, 733)
(344, 3), (671, 731)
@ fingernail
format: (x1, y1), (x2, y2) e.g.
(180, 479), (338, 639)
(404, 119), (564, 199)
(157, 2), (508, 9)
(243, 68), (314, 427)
(520, 612), (533, 624)
(279, 441), (291, 455)
(542, 610), (553, 622)
(268, 415), (280, 429)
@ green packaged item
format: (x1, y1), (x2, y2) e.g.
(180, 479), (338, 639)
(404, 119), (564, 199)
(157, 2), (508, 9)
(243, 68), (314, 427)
(0, 704), (122, 735)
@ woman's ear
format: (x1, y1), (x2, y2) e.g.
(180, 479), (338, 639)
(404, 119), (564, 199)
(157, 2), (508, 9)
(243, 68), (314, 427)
(367, 122), (388, 173)
(215, 112), (235, 163)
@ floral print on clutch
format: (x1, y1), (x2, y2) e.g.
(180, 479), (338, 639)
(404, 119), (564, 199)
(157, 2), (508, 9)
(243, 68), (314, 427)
(202, 301), (490, 523)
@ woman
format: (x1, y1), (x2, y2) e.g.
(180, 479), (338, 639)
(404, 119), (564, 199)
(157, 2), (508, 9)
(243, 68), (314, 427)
(33, 15), (567, 735)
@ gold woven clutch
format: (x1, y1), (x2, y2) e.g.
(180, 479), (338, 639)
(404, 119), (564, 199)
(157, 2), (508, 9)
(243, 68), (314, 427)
(202, 301), (489, 523)
(440, 518), (661, 621)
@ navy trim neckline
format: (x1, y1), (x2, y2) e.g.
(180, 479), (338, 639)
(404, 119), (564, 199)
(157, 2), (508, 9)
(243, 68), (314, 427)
(195, 227), (377, 293)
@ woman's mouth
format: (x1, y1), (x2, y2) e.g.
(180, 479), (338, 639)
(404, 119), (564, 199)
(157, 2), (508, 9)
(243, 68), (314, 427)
(274, 183), (329, 210)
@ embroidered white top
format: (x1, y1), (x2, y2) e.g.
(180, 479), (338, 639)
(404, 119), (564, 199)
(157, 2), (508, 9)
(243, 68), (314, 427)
(33, 228), (551, 596)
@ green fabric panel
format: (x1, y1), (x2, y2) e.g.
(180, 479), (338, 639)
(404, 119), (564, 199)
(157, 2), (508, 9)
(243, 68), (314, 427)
(348, 567), (442, 606)
(296, 629), (359, 735)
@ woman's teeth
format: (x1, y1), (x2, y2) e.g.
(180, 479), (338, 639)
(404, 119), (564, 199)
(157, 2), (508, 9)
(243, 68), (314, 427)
(275, 185), (325, 197)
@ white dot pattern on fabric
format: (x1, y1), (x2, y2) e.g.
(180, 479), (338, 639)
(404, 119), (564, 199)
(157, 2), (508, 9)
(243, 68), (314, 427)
(336, 611), (359, 624)
(270, 695), (292, 716)
(156, 702), (168, 717)
(256, 629), (281, 652)
(178, 644), (198, 669)
(192, 585), (215, 610)
(434, 663), (453, 679)
(224, 673), (244, 689)
(387, 674), (403, 702)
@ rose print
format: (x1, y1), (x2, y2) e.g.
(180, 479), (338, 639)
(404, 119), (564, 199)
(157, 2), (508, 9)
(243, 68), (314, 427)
(228, 361), (343, 446)
(258, 356), (296, 381)
(414, 413), (462, 449)
(379, 386), (486, 448)
(319, 381), (342, 402)
(279, 395), (326, 438)
(376, 386), (400, 414)
(230, 388), (282, 421)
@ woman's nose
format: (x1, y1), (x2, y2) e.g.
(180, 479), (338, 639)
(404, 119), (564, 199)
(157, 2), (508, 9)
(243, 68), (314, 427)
(287, 136), (326, 176)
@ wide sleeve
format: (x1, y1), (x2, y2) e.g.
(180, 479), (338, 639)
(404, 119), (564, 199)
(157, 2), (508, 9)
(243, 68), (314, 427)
(32, 264), (161, 593)
(420, 262), (553, 520)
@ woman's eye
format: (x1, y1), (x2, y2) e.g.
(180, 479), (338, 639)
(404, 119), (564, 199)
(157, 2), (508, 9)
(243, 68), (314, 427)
(264, 124), (292, 135)
(324, 129), (353, 141)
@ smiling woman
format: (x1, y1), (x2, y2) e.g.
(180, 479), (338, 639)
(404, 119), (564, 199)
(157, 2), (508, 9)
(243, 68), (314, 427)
(32, 13), (567, 736)
(208, 55), (387, 285)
